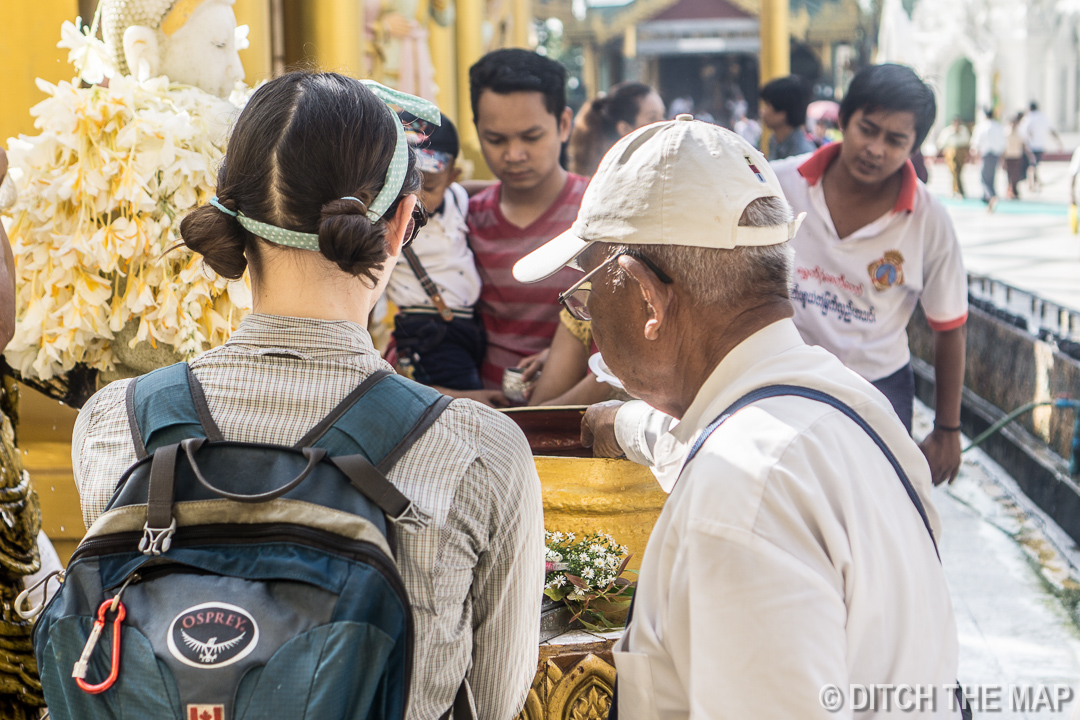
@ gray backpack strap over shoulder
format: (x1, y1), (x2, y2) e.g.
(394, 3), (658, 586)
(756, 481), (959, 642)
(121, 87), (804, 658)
(125, 363), (223, 459)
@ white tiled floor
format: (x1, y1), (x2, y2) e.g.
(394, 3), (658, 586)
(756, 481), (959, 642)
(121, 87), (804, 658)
(915, 401), (1080, 718)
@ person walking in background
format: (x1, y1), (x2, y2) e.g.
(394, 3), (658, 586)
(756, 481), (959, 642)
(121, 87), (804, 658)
(567, 81), (665, 177)
(1003, 113), (1031, 200)
(936, 117), (971, 198)
(733, 109), (762, 148)
(971, 107), (1006, 211)
(759, 75), (816, 160)
(1019, 100), (1061, 191)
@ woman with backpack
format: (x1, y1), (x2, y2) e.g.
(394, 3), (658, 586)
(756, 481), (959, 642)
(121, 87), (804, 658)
(64, 71), (543, 720)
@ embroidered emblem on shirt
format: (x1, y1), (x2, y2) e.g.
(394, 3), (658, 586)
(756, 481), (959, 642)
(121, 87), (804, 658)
(868, 250), (905, 291)
(745, 156), (767, 183)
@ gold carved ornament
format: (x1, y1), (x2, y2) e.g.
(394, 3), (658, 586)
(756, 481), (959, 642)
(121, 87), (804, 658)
(517, 650), (616, 720)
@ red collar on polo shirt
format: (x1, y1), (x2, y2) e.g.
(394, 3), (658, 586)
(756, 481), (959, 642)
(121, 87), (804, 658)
(796, 142), (917, 214)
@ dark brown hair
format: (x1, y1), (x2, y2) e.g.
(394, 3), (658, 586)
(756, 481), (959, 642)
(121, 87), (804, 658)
(180, 71), (420, 284)
(568, 82), (654, 177)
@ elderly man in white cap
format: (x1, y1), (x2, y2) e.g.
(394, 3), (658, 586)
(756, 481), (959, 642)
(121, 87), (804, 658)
(513, 116), (964, 719)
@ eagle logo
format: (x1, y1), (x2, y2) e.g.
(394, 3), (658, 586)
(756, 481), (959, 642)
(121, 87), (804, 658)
(181, 629), (247, 664)
(167, 602), (259, 669)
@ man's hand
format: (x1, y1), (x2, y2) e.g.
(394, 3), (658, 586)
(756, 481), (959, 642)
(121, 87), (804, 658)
(517, 349), (548, 383)
(581, 400), (625, 458)
(919, 428), (962, 485)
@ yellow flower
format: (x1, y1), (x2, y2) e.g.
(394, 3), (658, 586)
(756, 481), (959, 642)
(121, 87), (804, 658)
(2, 28), (256, 381)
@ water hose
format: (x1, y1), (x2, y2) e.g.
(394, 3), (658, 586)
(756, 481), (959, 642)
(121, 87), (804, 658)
(962, 398), (1080, 475)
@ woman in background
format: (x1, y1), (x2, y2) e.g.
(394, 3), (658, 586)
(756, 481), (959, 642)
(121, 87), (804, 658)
(567, 82), (665, 177)
(1004, 112), (1032, 200)
(517, 83), (665, 405)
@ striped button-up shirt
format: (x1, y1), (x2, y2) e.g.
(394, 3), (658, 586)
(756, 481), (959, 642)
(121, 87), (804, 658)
(72, 313), (544, 720)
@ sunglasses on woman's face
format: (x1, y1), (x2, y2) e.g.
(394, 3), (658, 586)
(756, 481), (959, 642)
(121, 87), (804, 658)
(401, 202), (428, 249)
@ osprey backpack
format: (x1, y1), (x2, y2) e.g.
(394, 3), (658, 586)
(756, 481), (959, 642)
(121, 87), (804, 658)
(32, 362), (454, 720)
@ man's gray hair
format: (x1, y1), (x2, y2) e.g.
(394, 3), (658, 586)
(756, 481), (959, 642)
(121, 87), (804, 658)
(605, 196), (795, 307)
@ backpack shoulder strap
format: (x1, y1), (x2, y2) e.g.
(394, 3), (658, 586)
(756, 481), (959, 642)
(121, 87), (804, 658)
(126, 363), (224, 459)
(683, 384), (938, 558)
(300, 372), (452, 529)
(295, 371), (448, 469)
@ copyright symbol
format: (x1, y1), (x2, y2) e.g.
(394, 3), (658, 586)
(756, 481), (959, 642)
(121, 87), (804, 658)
(820, 684), (844, 712)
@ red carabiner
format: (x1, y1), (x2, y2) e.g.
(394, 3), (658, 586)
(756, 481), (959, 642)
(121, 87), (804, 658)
(73, 599), (126, 694)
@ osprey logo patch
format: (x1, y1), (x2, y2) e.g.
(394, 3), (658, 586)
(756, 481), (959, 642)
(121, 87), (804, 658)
(167, 602), (259, 669)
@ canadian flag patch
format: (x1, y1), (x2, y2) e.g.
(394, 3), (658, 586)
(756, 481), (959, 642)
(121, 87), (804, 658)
(188, 705), (224, 720)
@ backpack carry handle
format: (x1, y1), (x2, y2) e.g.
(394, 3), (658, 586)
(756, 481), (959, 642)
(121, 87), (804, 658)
(180, 438), (328, 503)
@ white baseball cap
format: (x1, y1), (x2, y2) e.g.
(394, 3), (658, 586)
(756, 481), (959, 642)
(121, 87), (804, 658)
(513, 115), (804, 283)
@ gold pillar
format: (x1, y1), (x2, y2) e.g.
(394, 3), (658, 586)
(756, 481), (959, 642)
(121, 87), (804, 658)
(623, 25), (637, 60)
(510, 0), (532, 48)
(306, 0), (364, 75)
(429, 14), (458, 121)
(582, 41), (599, 100)
(456, 0), (490, 177)
(758, 0), (789, 153)
(235, 0), (273, 83)
(759, 0), (790, 83)
(0, 1), (79, 144)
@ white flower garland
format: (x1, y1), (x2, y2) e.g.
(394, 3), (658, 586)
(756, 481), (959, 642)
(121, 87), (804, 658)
(2, 20), (252, 382)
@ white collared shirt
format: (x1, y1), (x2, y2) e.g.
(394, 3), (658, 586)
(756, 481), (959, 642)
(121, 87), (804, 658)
(612, 319), (959, 719)
(772, 145), (967, 382)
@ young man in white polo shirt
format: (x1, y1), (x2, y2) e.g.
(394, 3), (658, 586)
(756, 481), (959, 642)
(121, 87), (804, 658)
(772, 64), (968, 486)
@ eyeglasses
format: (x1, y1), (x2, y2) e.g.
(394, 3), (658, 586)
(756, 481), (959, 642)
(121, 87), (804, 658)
(558, 251), (674, 322)
(402, 201), (428, 249)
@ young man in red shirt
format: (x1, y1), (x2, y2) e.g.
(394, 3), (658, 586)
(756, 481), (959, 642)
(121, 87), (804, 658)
(467, 49), (588, 389)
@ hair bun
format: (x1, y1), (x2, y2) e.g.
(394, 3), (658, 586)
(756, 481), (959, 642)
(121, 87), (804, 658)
(317, 197), (388, 283)
(179, 192), (249, 280)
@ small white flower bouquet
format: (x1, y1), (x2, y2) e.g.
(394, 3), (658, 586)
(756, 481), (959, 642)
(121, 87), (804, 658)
(544, 530), (635, 631)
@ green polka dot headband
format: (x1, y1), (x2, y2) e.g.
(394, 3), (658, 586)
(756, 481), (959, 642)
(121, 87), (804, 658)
(209, 80), (442, 251)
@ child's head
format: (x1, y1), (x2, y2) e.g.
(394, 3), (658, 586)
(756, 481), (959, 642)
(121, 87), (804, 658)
(403, 112), (461, 213)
